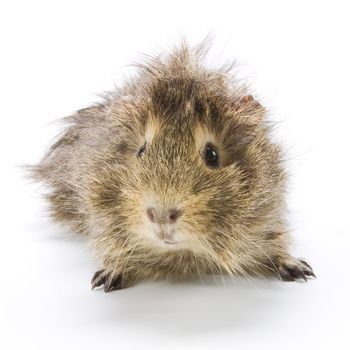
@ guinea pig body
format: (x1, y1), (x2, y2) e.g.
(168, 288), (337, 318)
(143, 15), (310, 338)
(33, 43), (314, 291)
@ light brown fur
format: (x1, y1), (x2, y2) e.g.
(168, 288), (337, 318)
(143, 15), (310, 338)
(31, 42), (314, 291)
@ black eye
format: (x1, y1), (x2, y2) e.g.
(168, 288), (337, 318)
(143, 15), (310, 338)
(137, 143), (146, 158)
(204, 143), (219, 168)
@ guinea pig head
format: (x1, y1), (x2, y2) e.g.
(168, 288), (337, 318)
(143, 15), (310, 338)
(106, 70), (268, 256)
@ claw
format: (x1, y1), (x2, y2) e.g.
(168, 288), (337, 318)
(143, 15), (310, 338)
(104, 275), (123, 293)
(91, 269), (125, 292)
(304, 269), (316, 278)
(91, 270), (105, 290)
(278, 258), (315, 282)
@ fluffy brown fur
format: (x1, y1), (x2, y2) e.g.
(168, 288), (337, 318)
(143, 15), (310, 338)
(31, 42), (314, 292)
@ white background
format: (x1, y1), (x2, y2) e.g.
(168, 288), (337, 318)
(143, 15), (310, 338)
(1, 1), (349, 349)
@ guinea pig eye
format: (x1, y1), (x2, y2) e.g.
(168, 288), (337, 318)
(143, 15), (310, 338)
(204, 143), (219, 168)
(137, 143), (146, 158)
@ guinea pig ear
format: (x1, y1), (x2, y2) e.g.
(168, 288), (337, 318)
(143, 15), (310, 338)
(236, 95), (265, 126)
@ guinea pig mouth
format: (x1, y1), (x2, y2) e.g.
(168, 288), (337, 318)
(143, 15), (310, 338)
(163, 239), (177, 245)
(157, 228), (178, 245)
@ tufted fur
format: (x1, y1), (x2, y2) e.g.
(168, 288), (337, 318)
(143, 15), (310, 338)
(31, 42), (314, 291)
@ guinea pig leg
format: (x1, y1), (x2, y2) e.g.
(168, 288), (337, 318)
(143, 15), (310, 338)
(276, 256), (316, 282)
(91, 269), (125, 292)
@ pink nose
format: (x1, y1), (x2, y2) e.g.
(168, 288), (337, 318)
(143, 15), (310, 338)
(146, 207), (181, 224)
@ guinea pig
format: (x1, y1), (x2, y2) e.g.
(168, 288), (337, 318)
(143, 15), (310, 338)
(32, 42), (315, 292)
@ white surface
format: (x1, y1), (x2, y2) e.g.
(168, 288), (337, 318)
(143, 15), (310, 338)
(1, 1), (349, 349)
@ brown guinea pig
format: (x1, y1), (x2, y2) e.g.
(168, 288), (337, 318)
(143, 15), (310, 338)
(32, 42), (315, 292)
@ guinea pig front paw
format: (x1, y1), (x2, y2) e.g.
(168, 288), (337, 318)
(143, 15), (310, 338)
(277, 257), (316, 282)
(91, 269), (125, 292)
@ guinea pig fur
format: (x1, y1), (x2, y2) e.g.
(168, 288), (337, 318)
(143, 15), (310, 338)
(31, 42), (315, 292)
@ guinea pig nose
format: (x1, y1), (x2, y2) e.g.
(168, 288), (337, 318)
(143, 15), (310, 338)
(167, 208), (181, 223)
(146, 207), (157, 223)
(146, 207), (181, 224)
